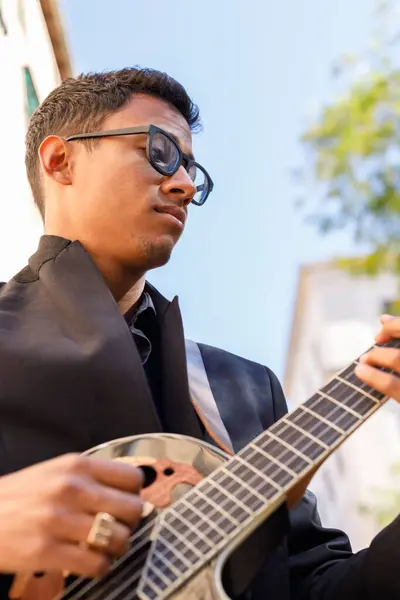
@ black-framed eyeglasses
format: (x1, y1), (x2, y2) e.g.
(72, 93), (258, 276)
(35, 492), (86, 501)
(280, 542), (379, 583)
(66, 124), (214, 206)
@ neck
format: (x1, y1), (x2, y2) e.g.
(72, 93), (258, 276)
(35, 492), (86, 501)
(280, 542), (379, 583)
(118, 276), (146, 314)
(43, 219), (147, 305)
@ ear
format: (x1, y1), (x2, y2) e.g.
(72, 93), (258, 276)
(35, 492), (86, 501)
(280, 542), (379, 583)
(38, 135), (73, 187)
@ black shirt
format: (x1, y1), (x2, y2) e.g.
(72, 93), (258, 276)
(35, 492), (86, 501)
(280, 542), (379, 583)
(124, 292), (165, 425)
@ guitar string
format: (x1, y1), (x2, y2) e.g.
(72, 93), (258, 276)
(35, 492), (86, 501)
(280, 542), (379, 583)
(76, 378), (382, 600)
(61, 342), (398, 599)
(58, 517), (156, 599)
(63, 364), (390, 600)
(63, 353), (394, 600)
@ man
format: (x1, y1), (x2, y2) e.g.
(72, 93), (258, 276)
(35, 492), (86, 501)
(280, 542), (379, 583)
(0, 67), (399, 599)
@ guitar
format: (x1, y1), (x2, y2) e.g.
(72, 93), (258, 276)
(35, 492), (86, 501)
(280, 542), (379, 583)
(10, 338), (398, 600)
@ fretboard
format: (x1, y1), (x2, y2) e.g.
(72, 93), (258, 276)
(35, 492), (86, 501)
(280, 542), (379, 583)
(138, 340), (398, 600)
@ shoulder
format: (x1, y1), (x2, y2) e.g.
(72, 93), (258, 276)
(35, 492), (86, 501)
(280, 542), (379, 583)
(196, 341), (264, 369)
(193, 341), (288, 420)
(196, 341), (278, 380)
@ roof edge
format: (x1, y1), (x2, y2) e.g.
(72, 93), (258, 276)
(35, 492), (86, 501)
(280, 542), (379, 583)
(39, 0), (72, 80)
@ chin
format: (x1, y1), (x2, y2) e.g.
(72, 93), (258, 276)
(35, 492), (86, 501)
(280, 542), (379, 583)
(138, 236), (177, 270)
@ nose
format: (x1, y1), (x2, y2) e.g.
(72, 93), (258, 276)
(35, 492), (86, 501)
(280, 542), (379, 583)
(160, 166), (196, 207)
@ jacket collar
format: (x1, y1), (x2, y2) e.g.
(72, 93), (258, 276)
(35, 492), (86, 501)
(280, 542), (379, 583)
(17, 235), (203, 440)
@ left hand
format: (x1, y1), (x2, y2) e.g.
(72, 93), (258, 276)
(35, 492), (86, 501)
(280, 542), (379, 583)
(355, 314), (400, 401)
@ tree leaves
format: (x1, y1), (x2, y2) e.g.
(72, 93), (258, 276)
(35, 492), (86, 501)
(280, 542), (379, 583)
(298, 1), (400, 275)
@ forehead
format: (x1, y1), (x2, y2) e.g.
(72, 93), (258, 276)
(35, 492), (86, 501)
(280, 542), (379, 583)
(102, 93), (193, 153)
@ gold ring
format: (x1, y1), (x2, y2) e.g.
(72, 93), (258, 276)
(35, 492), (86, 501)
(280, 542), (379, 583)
(86, 512), (115, 550)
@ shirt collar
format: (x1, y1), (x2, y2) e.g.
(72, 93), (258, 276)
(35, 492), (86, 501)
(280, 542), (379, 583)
(125, 290), (156, 327)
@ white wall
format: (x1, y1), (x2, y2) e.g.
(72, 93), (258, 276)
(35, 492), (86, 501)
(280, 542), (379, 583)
(0, 0), (63, 280)
(285, 266), (400, 551)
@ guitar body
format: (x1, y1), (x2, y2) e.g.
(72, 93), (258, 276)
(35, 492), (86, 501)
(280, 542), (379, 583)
(83, 433), (273, 600)
(10, 340), (392, 599)
(11, 433), (286, 600)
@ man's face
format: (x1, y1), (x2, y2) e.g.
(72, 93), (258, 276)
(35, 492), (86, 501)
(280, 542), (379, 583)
(59, 94), (196, 273)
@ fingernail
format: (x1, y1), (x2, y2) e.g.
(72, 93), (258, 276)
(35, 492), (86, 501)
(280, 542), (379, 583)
(358, 354), (368, 363)
(381, 314), (394, 322)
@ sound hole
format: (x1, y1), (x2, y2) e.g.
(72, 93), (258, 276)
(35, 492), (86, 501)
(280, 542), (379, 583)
(140, 465), (157, 488)
(164, 467), (175, 476)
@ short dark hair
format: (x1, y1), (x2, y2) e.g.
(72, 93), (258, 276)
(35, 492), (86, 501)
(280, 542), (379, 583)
(25, 67), (201, 218)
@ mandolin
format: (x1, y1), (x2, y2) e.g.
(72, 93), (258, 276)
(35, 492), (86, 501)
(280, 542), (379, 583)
(10, 339), (398, 600)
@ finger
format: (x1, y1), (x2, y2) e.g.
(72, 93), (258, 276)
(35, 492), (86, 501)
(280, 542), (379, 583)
(81, 485), (143, 528)
(375, 329), (391, 344)
(354, 363), (400, 399)
(58, 543), (111, 577)
(375, 314), (400, 343)
(32, 542), (111, 578)
(83, 457), (144, 493)
(359, 347), (400, 373)
(52, 511), (131, 557)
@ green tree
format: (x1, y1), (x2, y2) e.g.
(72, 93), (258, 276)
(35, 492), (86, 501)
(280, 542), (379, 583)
(298, 1), (400, 291)
(299, 1), (400, 523)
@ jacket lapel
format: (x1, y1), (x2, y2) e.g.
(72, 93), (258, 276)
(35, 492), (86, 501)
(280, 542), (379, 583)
(194, 343), (266, 453)
(29, 238), (161, 445)
(147, 285), (204, 439)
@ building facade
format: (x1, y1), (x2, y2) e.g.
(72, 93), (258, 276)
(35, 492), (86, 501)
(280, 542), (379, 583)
(0, 0), (71, 279)
(284, 262), (400, 551)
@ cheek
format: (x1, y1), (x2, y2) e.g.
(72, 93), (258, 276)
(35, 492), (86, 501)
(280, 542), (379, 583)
(73, 148), (162, 230)
(98, 149), (158, 202)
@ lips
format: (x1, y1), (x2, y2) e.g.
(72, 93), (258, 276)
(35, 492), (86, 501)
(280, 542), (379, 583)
(154, 204), (187, 226)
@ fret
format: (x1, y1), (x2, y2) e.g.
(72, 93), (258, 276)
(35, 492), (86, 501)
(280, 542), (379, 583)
(194, 488), (239, 531)
(334, 375), (381, 404)
(307, 393), (362, 431)
(300, 404), (345, 434)
(170, 505), (222, 547)
(322, 377), (381, 415)
(143, 569), (168, 595)
(181, 497), (227, 539)
(232, 453), (271, 484)
(225, 460), (274, 504)
(213, 469), (265, 512)
(272, 419), (327, 459)
(232, 447), (283, 491)
(161, 518), (204, 562)
(149, 560), (174, 588)
(241, 445), (294, 487)
(292, 407), (342, 446)
(311, 390), (364, 418)
(250, 438), (312, 476)
(339, 362), (385, 401)
(141, 579), (165, 600)
(143, 544), (182, 588)
(153, 538), (192, 572)
(247, 445), (297, 477)
(285, 414), (329, 448)
(256, 435), (312, 474)
(151, 549), (183, 581)
(205, 478), (253, 520)
(266, 431), (313, 464)
(199, 480), (251, 524)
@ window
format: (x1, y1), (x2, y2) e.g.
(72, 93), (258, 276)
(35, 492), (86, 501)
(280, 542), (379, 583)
(0, 1), (7, 35)
(24, 67), (39, 117)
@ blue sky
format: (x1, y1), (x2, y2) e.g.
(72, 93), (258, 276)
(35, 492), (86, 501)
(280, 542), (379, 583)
(59, 0), (377, 381)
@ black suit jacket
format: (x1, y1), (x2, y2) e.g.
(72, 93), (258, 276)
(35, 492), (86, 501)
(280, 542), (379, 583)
(0, 235), (398, 599)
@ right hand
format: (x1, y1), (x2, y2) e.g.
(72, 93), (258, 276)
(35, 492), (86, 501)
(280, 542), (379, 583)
(0, 453), (143, 577)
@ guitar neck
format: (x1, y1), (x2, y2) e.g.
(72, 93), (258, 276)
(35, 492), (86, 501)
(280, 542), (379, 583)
(137, 339), (397, 600)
